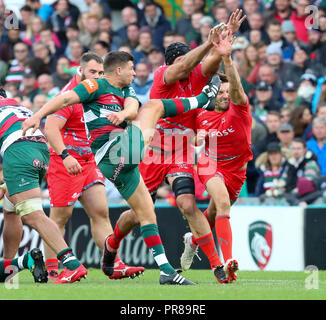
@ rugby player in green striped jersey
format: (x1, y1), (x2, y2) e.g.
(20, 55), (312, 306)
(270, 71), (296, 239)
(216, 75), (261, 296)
(22, 50), (219, 285)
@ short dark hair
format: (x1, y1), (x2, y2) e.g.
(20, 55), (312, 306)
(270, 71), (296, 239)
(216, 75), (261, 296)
(80, 52), (103, 67)
(0, 87), (7, 98)
(267, 19), (281, 29)
(95, 40), (110, 50)
(217, 72), (228, 83)
(103, 51), (134, 73)
(293, 137), (306, 148)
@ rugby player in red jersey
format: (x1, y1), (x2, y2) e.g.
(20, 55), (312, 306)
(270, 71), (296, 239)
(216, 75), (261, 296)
(181, 29), (253, 283)
(43, 52), (145, 282)
(114, 10), (247, 284)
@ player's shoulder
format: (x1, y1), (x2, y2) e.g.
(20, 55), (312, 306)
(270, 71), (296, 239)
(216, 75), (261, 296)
(79, 78), (103, 94)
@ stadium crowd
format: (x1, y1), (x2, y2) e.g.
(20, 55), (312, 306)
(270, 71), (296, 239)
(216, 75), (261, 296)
(0, 0), (326, 207)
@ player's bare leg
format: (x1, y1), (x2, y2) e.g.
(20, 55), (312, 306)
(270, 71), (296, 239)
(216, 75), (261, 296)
(79, 183), (113, 249)
(2, 209), (23, 259)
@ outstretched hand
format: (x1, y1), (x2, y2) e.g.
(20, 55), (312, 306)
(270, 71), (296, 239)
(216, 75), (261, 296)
(226, 9), (247, 35)
(211, 29), (237, 58)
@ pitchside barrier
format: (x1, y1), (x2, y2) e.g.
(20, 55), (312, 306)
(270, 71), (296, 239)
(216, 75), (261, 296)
(0, 202), (325, 271)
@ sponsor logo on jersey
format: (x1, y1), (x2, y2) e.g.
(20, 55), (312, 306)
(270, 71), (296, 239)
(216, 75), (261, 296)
(82, 79), (98, 94)
(209, 126), (235, 137)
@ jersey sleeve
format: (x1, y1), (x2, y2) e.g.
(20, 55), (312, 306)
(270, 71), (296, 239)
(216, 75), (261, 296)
(51, 105), (74, 122)
(73, 79), (101, 103)
(124, 86), (139, 100)
(150, 65), (174, 98)
(230, 95), (250, 114)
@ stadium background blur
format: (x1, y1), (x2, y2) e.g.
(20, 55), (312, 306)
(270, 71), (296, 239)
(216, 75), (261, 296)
(0, 0), (326, 208)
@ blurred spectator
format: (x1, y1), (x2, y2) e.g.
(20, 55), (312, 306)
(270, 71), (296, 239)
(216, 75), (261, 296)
(32, 42), (57, 74)
(25, 0), (54, 22)
(257, 63), (283, 103)
(282, 48), (324, 85)
(280, 106), (292, 124)
(289, 105), (313, 138)
(52, 56), (71, 89)
(281, 20), (308, 55)
(4, 82), (19, 99)
(22, 15), (61, 49)
(37, 74), (60, 100)
(231, 36), (249, 66)
(185, 11), (204, 46)
(131, 61), (153, 105)
(47, 0), (80, 45)
(239, 44), (259, 79)
(320, 15), (326, 42)
(254, 141), (291, 197)
(297, 70), (317, 107)
(63, 22), (80, 59)
(253, 81), (282, 122)
(244, 12), (269, 43)
(39, 27), (63, 57)
(277, 122), (295, 150)
(98, 31), (114, 50)
(265, 0), (292, 22)
(79, 13), (100, 50)
(20, 5), (33, 31)
(266, 43), (285, 80)
(194, 0), (206, 12)
(174, 0), (195, 36)
(290, 0), (310, 44)
(133, 26), (154, 64)
(93, 41), (109, 60)
(68, 40), (84, 67)
(139, 0), (171, 51)
(316, 104), (326, 120)
(122, 23), (140, 50)
(307, 117), (326, 175)
(147, 47), (164, 72)
(255, 110), (281, 156)
(163, 31), (177, 50)
(24, 56), (50, 77)
(246, 41), (268, 84)
(5, 42), (29, 86)
(281, 80), (299, 109)
(213, 4), (229, 25)
(32, 93), (47, 112)
(112, 6), (139, 49)
(194, 16), (215, 48)
(99, 15), (113, 33)
(19, 69), (39, 103)
(284, 137), (320, 205)
(251, 112), (268, 151)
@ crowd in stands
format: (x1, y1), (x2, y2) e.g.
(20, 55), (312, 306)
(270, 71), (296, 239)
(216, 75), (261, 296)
(0, 0), (326, 207)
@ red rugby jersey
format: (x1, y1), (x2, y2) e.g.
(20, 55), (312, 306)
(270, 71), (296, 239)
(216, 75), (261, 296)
(149, 64), (208, 152)
(196, 98), (253, 170)
(49, 75), (93, 161)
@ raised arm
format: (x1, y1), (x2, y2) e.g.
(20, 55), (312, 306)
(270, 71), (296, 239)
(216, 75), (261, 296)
(22, 90), (80, 135)
(212, 30), (247, 105)
(202, 9), (247, 78)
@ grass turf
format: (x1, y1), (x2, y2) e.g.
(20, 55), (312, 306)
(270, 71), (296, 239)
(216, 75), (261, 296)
(0, 269), (325, 300)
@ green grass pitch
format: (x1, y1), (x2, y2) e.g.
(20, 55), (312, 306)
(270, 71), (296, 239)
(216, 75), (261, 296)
(0, 269), (325, 300)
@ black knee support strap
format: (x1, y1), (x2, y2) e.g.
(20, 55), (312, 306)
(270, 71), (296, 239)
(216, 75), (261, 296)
(172, 176), (195, 198)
